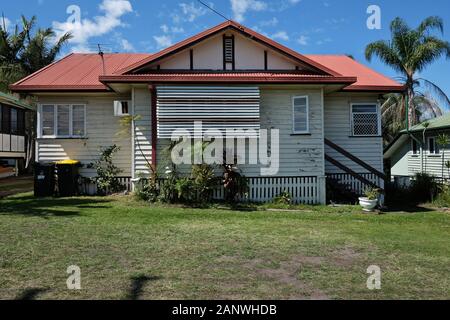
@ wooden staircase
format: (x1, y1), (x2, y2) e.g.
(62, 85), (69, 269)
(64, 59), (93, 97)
(324, 138), (386, 199)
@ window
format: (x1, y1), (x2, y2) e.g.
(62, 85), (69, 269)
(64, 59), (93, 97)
(1, 104), (11, 134)
(223, 36), (234, 63)
(17, 109), (25, 135)
(428, 137), (439, 155)
(40, 104), (86, 138)
(412, 139), (420, 155)
(292, 96), (309, 134)
(10, 108), (18, 134)
(72, 105), (85, 136)
(351, 104), (380, 136)
(57, 105), (70, 136)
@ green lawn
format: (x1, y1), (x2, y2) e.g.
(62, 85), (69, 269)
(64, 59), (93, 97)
(0, 193), (449, 300)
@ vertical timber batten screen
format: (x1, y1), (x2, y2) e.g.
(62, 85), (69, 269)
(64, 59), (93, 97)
(156, 86), (260, 138)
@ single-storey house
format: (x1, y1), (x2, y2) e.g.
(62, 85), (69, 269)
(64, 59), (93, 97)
(0, 92), (33, 178)
(384, 113), (450, 185)
(10, 20), (404, 203)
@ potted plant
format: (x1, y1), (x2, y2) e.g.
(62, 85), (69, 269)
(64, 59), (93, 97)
(359, 188), (380, 212)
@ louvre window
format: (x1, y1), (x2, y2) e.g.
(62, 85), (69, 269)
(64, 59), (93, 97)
(40, 104), (85, 138)
(224, 36), (234, 63)
(292, 96), (309, 133)
(351, 104), (380, 136)
(156, 86), (260, 138)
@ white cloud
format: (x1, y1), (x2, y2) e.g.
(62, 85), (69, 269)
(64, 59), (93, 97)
(271, 31), (289, 41)
(176, 2), (208, 23)
(120, 38), (135, 51)
(260, 17), (278, 27)
(297, 35), (308, 45)
(153, 35), (173, 49)
(160, 24), (185, 34)
(160, 24), (170, 33)
(316, 37), (332, 45)
(289, 0), (301, 3)
(52, 0), (133, 52)
(230, 0), (268, 22)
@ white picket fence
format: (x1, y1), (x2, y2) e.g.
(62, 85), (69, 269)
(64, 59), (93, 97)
(82, 175), (325, 204)
(157, 176), (325, 204)
(81, 176), (133, 195)
(326, 172), (383, 195)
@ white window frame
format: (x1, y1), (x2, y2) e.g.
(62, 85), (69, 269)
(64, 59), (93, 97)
(427, 136), (440, 155)
(38, 104), (86, 139)
(350, 103), (381, 137)
(292, 95), (309, 134)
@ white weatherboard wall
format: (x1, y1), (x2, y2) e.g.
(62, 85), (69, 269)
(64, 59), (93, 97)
(152, 87), (325, 178)
(36, 95), (132, 177)
(324, 94), (383, 174)
(133, 88), (152, 177)
(150, 30), (299, 71)
(403, 130), (450, 178)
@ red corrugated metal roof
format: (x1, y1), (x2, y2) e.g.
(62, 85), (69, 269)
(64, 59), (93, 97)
(10, 53), (151, 91)
(10, 37), (404, 92)
(305, 55), (403, 91)
(99, 72), (357, 85)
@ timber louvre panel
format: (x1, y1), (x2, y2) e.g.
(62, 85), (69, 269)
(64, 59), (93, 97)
(156, 86), (260, 138)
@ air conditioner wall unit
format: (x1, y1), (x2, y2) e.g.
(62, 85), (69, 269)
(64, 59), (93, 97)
(114, 100), (131, 117)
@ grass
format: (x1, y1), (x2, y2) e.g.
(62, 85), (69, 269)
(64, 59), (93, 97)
(0, 192), (449, 300)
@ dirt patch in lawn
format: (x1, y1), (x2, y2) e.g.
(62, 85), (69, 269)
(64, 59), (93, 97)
(330, 246), (361, 267)
(244, 254), (328, 300)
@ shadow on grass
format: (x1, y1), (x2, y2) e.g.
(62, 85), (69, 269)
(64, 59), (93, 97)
(382, 204), (435, 214)
(126, 275), (162, 300)
(15, 288), (49, 300)
(0, 194), (113, 218)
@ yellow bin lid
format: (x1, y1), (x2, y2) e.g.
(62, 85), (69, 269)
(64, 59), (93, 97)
(55, 160), (80, 165)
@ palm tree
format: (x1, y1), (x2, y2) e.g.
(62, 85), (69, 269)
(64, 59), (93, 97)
(366, 16), (450, 137)
(0, 15), (71, 170)
(0, 15), (71, 92)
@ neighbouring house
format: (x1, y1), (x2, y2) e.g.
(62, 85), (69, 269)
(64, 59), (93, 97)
(10, 21), (404, 203)
(384, 113), (450, 186)
(0, 92), (33, 178)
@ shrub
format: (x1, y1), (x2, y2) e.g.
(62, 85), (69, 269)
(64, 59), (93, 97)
(159, 167), (179, 203)
(175, 177), (195, 202)
(410, 172), (438, 203)
(134, 168), (159, 202)
(89, 145), (123, 195)
(433, 184), (450, 207)
(192, 163), (217, 202)
(222, 163), (248, 202)
(273, 191), (292, 205)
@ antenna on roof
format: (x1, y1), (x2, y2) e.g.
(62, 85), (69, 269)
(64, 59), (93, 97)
(197, 0), (230, 21)
(97, 44), (106, 75)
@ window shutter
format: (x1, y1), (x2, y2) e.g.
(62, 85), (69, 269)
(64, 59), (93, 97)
(157, 86), (260, 138)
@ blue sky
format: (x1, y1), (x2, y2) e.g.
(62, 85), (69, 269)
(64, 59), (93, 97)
(2, 0), (450, 97)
